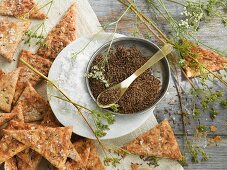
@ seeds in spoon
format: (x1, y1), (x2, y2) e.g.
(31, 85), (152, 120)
(98, 88), (121, 106)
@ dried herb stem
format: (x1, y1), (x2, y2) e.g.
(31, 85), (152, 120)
(105, 3), (132, 59)
(119, 0), (170, 43)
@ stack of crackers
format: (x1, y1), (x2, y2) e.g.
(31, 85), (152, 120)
(0, 1), (184, 170)
(0, 1), (104, 169)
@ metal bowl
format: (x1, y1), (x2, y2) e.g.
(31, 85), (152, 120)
(85, 37), (170, 115)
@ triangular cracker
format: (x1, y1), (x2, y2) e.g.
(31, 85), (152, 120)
(122, 120), (182, 160)
(0, 68), (20, 112)
(15, 83), (48, 123)
(0, 0), (47, 19)
(37, 3), (76, 61)
(4, 126), (73, 169)
(4, 157), (17, 170)
(0, 18), (30, 62)
(9, 120), (80, 162)
(13, 50), (52, 103)
(181, 39), (227, 77)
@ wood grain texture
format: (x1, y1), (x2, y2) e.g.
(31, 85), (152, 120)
(89, 0), (227, 169)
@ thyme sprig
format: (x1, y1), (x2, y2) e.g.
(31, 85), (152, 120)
(23, 0), (54, 47)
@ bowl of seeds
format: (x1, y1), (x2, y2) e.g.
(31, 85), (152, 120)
(85, 37), (170, 115)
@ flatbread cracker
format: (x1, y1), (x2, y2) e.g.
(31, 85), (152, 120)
(4, 126), (73, 169)
(15, 83), (49, 123)
(0, 68), (20, 112)
(0, 0), (47, 19)
(181, 39), (227, 77)
(9, 120), (80, 162)
(37, 3), (76, 61)
(122, 120), (182, 160)
(0, 18), (30, 62)
(13, 50), (52, 103)
(4, 157), (17, 170)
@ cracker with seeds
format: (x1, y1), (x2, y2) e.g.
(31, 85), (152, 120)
(9, 120), (80, 162)
(37, 3), (76, 61)
(0, 18), (30, 62)
(123, 120), (182, 160)
(181, 39), (227, 77)
(13, 50), (52, 104)
(0, 0), (47, 19)
(4, 126), (73, 169)
(0, 68), (20, 112)
(15, 83), (49, 123)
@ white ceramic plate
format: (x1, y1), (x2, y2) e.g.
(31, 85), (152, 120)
(47, 32), (154, 140)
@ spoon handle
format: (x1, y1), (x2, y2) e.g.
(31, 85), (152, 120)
(135, 43), (173, 77)
(120, 43), (173, 89)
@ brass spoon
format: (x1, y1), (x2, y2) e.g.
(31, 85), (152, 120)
(96, 43), (173, 108)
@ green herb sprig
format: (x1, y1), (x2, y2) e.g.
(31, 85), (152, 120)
(23, 0), (54, 47)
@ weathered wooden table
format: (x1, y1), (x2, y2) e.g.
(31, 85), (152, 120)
(89, 0), (227, 170)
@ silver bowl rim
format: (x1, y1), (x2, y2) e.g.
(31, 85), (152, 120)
(85, 36), (170, 116)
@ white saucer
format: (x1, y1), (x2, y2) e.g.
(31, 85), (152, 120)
(47, 32), (154, 140)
